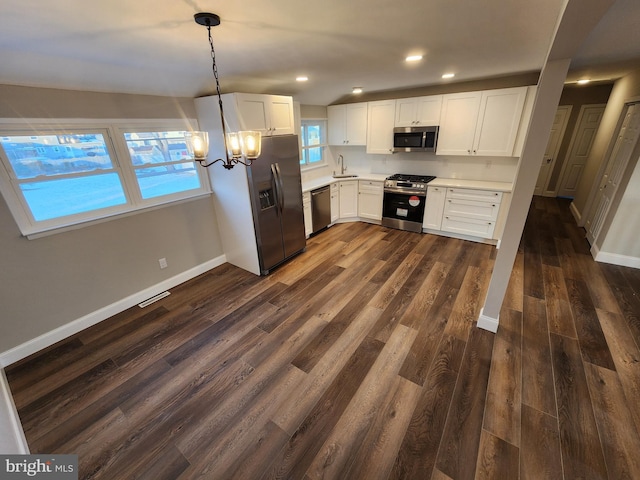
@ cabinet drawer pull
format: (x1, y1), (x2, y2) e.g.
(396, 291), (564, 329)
(492, 204), (496, 207)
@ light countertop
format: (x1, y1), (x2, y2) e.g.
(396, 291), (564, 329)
(302, 175), (512, 193)
(428, 178), (512, 192)
(302, 173), (388, 193)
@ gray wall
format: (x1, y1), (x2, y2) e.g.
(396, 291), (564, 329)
(577, 69), (640, 258)
(0, 85), (224, 355)
(574, 69), (640, 216)
(546, 83), (613, 191)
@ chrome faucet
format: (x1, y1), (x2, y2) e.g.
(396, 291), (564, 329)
(338, 154), (345, 174)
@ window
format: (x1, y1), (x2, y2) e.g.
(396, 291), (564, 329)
(122, 131), (202, 200)
(0, 122), (209, 236)
(300, 119), (326, 167)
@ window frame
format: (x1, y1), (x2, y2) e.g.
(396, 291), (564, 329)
(300, 118), (327, 169)
(0, 119), (210, 237)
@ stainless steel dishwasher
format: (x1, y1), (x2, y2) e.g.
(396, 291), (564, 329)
(311, 185), (331, 234)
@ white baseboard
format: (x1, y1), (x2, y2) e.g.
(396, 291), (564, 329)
(477, 307), (499, 333)
(591, 244), (640, 269)
(0, 369), (29, 454)
(569, 201), (582, 225)
(0, 255), (226, 368)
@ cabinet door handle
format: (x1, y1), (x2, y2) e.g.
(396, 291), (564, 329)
(488, 222), (492, 225)
(492, 204), (496, 207)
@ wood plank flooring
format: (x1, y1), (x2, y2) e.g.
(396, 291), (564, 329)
(6, 197), (640, 479)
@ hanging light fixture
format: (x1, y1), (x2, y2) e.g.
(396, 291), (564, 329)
(187, 13), (261, 169)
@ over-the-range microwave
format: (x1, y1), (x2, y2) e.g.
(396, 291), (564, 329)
(393, 126), (438, 153)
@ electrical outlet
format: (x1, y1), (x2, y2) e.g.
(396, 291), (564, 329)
(159, 258), (168, 269)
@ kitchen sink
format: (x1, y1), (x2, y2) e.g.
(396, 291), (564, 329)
(332, 174), (358, 178)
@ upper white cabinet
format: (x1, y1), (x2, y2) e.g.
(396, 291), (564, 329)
(437, 87), (527, 157)
(395, 96), (443, 127)
(328, 103), (368, 146)
(224, 93), (295, 136)
(366, 99), (396, 154)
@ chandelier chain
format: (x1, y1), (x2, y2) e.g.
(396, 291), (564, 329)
(207, 24), (229, 143)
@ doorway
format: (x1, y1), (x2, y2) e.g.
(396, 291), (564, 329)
(534, 105), (571, 196)
(584, 102), (640, 244)
(556, 104), (606, 197)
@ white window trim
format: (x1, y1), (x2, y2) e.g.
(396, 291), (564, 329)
(0, 118), (210, 237)
(300, 118), (328, 170)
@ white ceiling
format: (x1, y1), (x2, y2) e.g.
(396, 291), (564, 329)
(1, 0), (639, 106)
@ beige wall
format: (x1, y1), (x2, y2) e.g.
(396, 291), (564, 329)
(300, 105), (327, 119)
(573, 69), (640, 215)
(546, 83), (613, 191)
(572, 69), (640, 262)
(330, 72), (540, 105)
(0, 84), (198, 119)
(0, 85), (224, 356)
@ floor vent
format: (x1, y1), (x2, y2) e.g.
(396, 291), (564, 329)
(138, 291), (171, 308)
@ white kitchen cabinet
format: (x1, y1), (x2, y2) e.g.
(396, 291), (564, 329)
(328, 103), (368, 146)
(395, 95), (443, 127)
(441, 187), (503, 238)
(366, 99), (396, 154)
(423, 185), (446, 230)
(330, 182), (339, 223)
(225, 93), (295, 136)
(303, 191), (312, 237)
(338, 180), (358, 218)
(437, 87), (527, 157)
(358, 180), (384, 221)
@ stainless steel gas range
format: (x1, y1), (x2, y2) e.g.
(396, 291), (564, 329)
(381, 173), (437, 233)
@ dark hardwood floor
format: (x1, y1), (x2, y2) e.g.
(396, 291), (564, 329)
(6, 197), (640, 479)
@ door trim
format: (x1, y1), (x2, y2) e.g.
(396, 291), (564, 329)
(555, 104), (606, 197)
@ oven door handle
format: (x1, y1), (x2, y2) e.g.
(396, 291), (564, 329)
(383, 187), (426, 196)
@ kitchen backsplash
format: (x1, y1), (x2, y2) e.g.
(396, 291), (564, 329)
(301, 146), (519, 184)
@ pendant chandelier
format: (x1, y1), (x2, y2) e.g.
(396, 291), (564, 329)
(185, 13), (261, 169)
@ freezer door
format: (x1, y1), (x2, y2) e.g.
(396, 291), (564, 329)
(247, 135), (305, 273)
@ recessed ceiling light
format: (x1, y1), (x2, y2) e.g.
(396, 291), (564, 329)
(405, 55), (423, 62)
(296, 76), (308, 82)
(352, 87), (363, 94)
(442, 73), (455, 79)
(577, 79), (590, 85)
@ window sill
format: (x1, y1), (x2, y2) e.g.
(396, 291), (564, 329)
(23, 192), (212, 240)
(300, 162), (328, 173)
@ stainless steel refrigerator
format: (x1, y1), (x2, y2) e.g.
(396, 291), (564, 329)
(246, 135), (306, 275)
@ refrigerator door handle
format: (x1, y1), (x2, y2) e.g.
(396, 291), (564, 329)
(273, 162), (285, 212)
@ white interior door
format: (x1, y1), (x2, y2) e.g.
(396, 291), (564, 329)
(585, 103), (640, 244)
(534, 106), (571, 196)
(557, 105), (605, 197)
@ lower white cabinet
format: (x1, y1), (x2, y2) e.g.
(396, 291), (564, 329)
(338, 180), (358, 218)
(423, 186), (446, 230)
(330, 183), (339, 223)
(441, 187), (503, 238)
(358, 180), (384, 220)
(303, 191), (313, 237)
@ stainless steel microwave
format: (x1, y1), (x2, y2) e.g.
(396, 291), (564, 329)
(393, 126), (438, 153)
